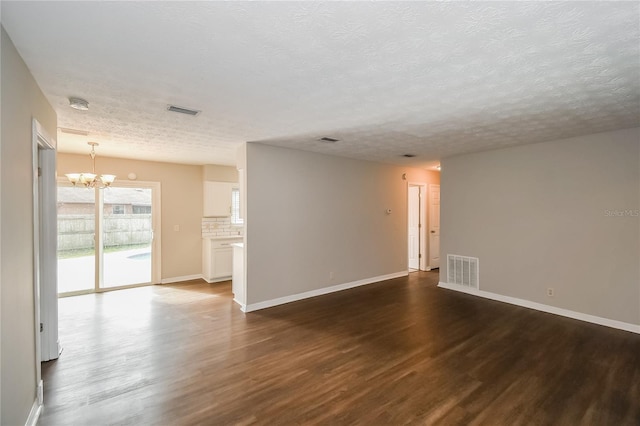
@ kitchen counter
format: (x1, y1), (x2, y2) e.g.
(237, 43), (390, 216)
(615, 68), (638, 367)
(202, 237), (242, 283)
(202, 235), (243, 240)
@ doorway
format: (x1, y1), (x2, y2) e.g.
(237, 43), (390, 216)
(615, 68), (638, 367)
(57, 180), (161, 296)
(33, 119), (59, 371)
(407, 183), (427, 271)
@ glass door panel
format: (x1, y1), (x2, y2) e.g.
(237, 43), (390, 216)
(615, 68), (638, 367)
(102, 187), (153, 288)
(57, 185), (96, 294)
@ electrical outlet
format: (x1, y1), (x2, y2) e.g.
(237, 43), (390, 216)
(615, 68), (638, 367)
(547, 288), (554, 297)
(173, 225), (180, 232)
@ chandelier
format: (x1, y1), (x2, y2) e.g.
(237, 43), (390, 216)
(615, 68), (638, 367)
(65, 142), (116, 188)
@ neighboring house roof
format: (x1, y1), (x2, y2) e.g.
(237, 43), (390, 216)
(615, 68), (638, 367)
(58, 187), (151, 206)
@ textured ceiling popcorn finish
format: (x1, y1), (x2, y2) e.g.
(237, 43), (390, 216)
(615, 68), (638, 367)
(2, 2), (639, 167)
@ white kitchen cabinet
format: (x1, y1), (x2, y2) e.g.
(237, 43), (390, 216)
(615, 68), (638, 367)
(203, 237), (241, 282)
(203, 181), (236, 217)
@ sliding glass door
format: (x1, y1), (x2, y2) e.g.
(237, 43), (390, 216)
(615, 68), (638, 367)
(57, 181), (160, 296)
(57, 183), (96, 294)
(102, 187), (153, 288)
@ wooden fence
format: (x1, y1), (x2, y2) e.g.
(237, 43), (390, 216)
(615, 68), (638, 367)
(58, 214), (152, 251)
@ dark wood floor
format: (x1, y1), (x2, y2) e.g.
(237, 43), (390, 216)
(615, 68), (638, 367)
(40, 271), (640, 425)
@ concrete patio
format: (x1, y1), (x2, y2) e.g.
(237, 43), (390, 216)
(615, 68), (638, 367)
(58, 246), (151, 294)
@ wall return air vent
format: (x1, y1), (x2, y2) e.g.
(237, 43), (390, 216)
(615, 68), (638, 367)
(447, 254), (479, 289)
(167, 105), (201, 116)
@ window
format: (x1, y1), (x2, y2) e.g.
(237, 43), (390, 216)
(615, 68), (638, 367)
(231, 188), (243, 225)
(112, 205), (125, 214)
(132, 205), (151, 214)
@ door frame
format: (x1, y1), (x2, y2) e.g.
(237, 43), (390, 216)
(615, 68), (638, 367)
(56, 179), (162, 297)
(427, 183), (441, 270)
(32, 118), (57, 408)
(407, 182), (427, 271)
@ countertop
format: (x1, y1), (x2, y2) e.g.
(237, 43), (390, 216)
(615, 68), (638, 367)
(231, 242), (244, 248)
(202, 235), (243, 240)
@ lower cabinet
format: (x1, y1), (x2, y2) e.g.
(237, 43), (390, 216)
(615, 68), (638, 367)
(203, 238), (241, 282)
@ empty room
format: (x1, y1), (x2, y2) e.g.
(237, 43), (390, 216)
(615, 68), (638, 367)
(1, 2), (639, 425)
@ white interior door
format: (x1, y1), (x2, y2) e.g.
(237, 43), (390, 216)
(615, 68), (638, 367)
(429, 184), (440, 268)
(38, 144), (60, 361)
(408, 186), (420, 270)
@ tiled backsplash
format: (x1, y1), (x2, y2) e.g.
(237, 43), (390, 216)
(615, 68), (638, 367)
(202, 217), (243, 238)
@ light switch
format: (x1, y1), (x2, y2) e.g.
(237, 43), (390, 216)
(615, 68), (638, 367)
(173, 225), (180, 232)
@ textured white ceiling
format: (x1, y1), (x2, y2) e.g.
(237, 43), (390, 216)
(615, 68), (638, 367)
(2, 1), (639, 169)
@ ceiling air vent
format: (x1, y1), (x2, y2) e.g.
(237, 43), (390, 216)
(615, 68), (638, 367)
(59, 127), (89, 136)
(167, 105), (201, 116)
(319, 137), (339, 143)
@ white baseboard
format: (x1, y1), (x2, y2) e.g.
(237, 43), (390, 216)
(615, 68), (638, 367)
(244, 271), (408, 313)
(234, 298), (247, 312)
(438, 281), (640, 334)
(202, 276), (232, 284)
(160, 274), (204, 284)
(25, 395), (42, 426)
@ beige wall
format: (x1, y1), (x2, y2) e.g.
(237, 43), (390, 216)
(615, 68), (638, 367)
(57, 154), (204, 280)
(203, 164), (238, 182)
(1, 25), (3, 426)
(0, 30), (2, 426)
(1, 26), (57, 425)
(245, 143), (439, 305)
(441, 127), (640, 325)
